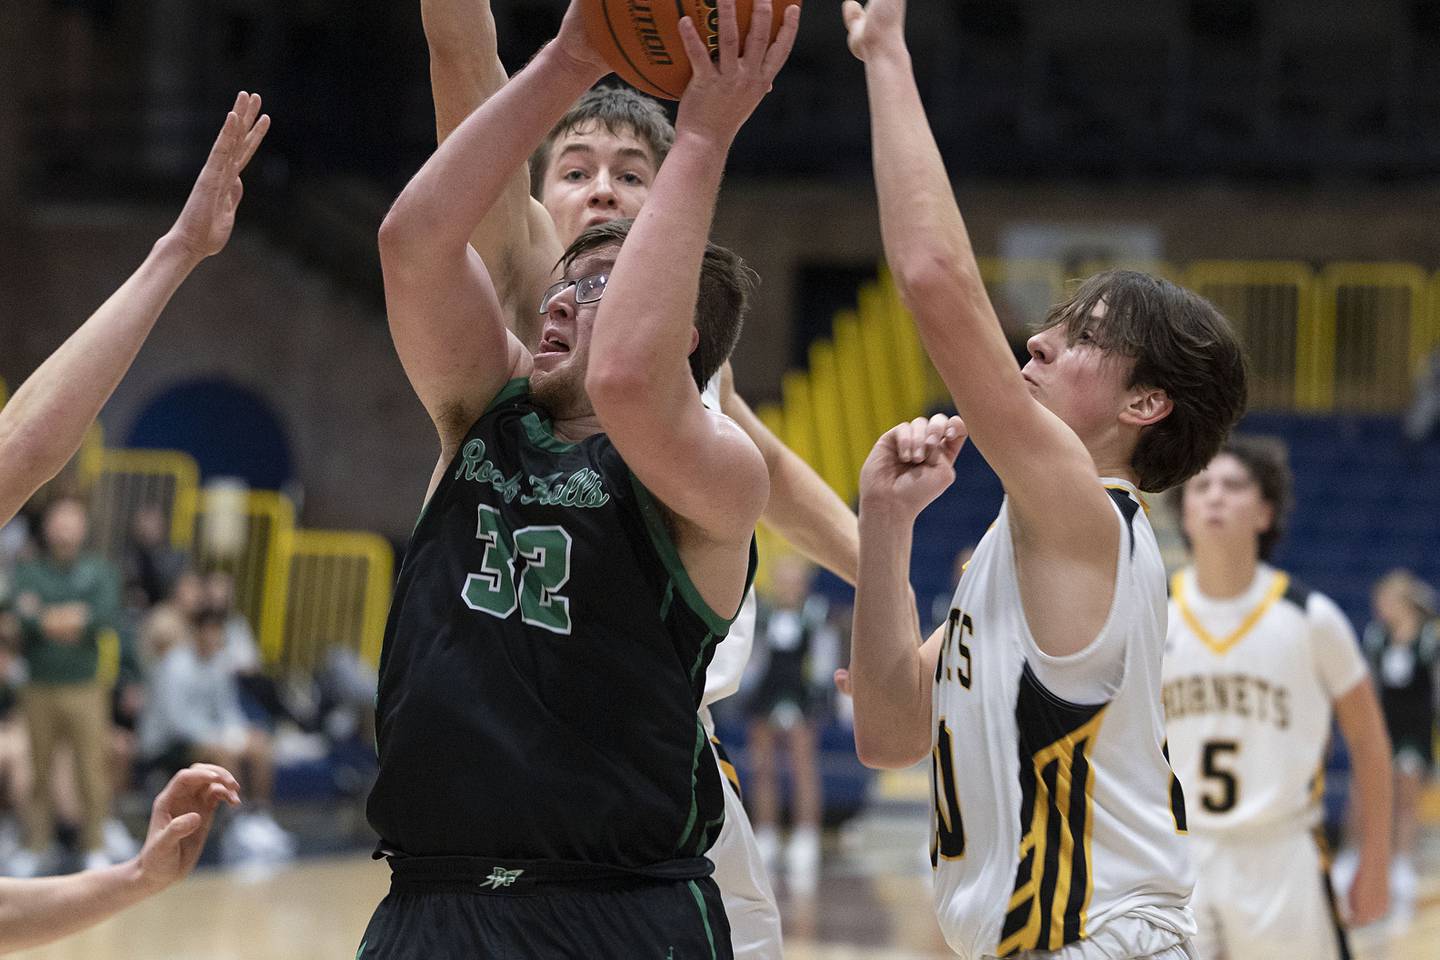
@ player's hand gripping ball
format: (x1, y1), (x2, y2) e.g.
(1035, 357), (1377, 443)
(582, 0), (803, 99)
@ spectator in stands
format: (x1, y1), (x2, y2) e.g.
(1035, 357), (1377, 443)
(10, 497), (122, 876)
(137, 608), (293, 865)
(1362, 569), (1439, 924)
(138, 569), (204, 666)
(743, 555), (839, 893)
(121, 504), (187, 612)
(0, 632), (30, 862)
(204, 570), (291, 729)
(1403, 347), (1440, 444)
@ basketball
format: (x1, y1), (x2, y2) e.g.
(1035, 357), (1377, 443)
(582, 0), (803, 100)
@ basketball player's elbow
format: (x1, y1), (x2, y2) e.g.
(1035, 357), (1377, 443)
(853, 716), (929, 770)
(585, 361), (650, 417)
(891, 250), (970, 313)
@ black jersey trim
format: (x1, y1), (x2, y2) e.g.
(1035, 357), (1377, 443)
(484, 377), (532, 416)
(1281, 574), (1313, 611)
(627, 472), (759, 636)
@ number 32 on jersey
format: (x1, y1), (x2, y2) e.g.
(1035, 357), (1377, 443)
(932, 607), (974, 865)
(461, 504), (574, 635)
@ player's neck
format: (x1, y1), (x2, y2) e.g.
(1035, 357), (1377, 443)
(552, 412), (605, 443)
(1191, 545), (1260, 601)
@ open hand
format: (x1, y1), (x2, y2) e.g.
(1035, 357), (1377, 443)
(167, 92), (270, 265)
(674, 0), (801, 145)
(860, 414), (967, 521)
(840, 0), (907, 63)
(133, 763), (241, 894)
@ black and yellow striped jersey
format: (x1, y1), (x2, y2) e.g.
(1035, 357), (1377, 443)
(930, 479), (1195, 959)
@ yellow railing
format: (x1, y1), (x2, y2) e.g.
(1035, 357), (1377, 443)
(0, 383), (395, 674)
(84, 447), (200, 558)
(86, 457), (390, 671)
(192, 488), (296, 664)
(283, 530), (394, 673)
(767, 259), (1440, 507)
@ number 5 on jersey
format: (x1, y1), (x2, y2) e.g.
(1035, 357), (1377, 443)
(462, 504), (574, 635)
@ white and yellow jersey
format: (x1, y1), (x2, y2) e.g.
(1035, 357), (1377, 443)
(1163, 565), (1367, 837)
(931, 480), (1194, 960)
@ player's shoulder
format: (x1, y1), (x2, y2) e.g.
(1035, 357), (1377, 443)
(1274, 570), (1313, 612)
(1272, 572), (1356, 642)
(1273, 572), (1342, 621)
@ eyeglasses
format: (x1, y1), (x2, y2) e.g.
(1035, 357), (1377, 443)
(538, 272), (609, 315)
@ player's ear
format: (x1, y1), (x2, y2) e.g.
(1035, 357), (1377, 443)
(1255, 498), (1276, 539)
(687, 327), (700, 357)
(1122, 385), (1172, 429)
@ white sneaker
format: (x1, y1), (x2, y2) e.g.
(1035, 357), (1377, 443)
(753, 824), (781, 875)
(83, 849), (112, 872)
(6, 848), (44, 878)
(103, 818), (140, 862)
(222, 812), (296, 866)
(785, 825), (822, 890)
(245, 811), (298, 858)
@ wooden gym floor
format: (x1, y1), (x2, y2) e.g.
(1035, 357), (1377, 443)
(11, 806), (1438, 960)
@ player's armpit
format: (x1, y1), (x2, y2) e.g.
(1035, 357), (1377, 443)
(1007, 482), (1123, 659)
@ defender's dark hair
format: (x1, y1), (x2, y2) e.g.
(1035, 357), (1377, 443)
(559, 219), (757, 390)
(530, 86), (675, 198)
(1217, 434), (1293, 560)
(1037, 270), (1249, 492)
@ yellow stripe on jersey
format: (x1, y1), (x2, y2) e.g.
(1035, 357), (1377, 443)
(1103, 483), (1150, 514)
(998, 703), (1108, 956)
(709, 736), (742, 798)
(1309, 761), (1326, 809)
(1172, 570), (1290, 657)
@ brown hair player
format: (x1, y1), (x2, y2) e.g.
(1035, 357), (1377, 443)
(842, 1), (1251, 958)
(0, 93), (266, 951)
(419, 0), (857, 954)
(1165, 436), (1392, 959)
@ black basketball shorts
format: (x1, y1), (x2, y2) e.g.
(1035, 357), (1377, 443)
(356, 856), (733, 960)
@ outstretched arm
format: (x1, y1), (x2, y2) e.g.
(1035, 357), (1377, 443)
(717, 363), (860, 584)
(0, 94), (268, 528)
(422, 0), (562, 342)
(381, 5), (609, 458)
(850, 415), (965, 768)
(845, 1), (1118, 655)
(1334, 677), (1393, 925)
(589, 0), (798, 553)
(0, 765), (239, 954)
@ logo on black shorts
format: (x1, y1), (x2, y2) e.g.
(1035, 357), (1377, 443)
(478, 867), (525, 889)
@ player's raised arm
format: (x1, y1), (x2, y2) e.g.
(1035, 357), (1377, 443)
(380, 4), (608, 451)
(850, 415), (965, 767)
(422, 0), (563, 342)
(845, 0), (1168, 654)
(588, 0), (798, 546)
(0, 94), (268, 528)
(716, 362), (860, 585)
